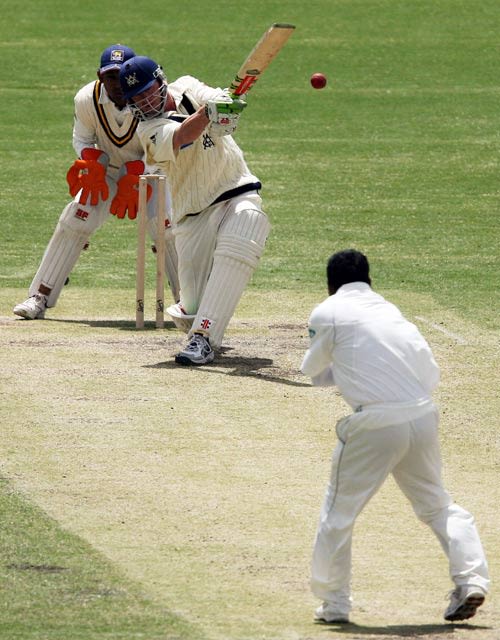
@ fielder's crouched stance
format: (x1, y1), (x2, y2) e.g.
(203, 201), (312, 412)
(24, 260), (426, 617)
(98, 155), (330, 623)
(13, 44), (179, 321)
(301, 250), (489, 625)
(119, 56), (270, 365)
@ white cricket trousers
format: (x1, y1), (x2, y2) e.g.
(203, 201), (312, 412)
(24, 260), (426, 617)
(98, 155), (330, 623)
(173, 193), (269, 348)
(311, 408), (489, 611)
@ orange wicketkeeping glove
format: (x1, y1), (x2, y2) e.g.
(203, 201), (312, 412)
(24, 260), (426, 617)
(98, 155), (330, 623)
(66, 148), (109, 206)
(110, 160), (152, 220)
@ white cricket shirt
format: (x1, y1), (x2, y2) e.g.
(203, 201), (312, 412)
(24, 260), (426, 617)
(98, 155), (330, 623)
(301, 283), (440, 414)
(72, 80), (145, 177)
(136, 76), (259, 223)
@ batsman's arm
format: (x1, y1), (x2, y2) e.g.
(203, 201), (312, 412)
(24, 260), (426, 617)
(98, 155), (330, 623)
(172, 106), (210, 153)
(143, 97), (243, 162)
(171, 97), (245, 151)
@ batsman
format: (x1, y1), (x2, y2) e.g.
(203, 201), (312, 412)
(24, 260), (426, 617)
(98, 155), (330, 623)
(14, 44), (179, 320)
(119, 54), (271, 365)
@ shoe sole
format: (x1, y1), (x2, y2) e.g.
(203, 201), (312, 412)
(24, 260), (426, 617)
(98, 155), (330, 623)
(314, 617), (350, 624)
(445, 594), (485, 621)
(13, 309), (45, 320)
(175, 354), (214, 366)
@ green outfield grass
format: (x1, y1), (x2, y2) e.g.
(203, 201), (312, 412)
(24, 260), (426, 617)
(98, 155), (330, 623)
(0, 1), (499, 638)
(0, 479), (202, 640)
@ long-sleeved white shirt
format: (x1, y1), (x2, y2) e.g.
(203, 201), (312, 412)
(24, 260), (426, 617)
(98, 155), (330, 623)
(136, 76), (259, 223)
(301, 283), (440, 417)
(72, 80), (145, 179)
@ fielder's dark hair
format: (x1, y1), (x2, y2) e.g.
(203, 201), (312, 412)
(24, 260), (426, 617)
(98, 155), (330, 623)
(327, 249), (371, 293)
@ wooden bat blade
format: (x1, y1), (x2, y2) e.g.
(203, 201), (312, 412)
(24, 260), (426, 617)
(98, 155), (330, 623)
(229, 23), (295, 96)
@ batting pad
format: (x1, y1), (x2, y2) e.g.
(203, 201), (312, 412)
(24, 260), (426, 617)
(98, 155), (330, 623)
(146, 179), (179, 303)
(29, 212), (93, 307)
(190, 210), (270, 348)
(149, 217), (180, 303)
(164, 227), (180, 303)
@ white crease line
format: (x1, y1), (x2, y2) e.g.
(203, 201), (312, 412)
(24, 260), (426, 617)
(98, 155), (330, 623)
(415, 316), (468, 345)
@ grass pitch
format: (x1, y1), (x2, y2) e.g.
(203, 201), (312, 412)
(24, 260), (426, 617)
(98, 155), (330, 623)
(1, 1), (499, 638)
(0, 289), (498, 640)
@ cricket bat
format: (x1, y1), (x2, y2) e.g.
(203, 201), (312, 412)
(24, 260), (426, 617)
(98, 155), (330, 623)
(229, 23), (295, 98)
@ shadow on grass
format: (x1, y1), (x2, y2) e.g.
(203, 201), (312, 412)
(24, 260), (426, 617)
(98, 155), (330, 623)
(39, 317), (311, 387)
(40, 317), (177, 331)
(315, 620), (492, 636)
(146, 348), (310, 388)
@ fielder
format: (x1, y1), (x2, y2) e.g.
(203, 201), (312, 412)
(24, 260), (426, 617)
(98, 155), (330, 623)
(301, 249), (489, 624)
(118, 55), (270, 365)
(14, 44), (179, 320)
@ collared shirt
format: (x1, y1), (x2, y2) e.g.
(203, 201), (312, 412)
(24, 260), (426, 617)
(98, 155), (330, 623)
(301, 282), (440, 411)
(72, 80), (144, 176)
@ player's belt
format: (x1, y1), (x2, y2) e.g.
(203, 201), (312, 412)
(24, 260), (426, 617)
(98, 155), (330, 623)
(185, 182), (262, 217)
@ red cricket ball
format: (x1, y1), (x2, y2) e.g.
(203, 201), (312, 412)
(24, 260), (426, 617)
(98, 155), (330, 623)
(310, 72), (327, 89)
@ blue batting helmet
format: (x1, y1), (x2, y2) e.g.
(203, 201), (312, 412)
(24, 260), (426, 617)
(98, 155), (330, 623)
(119, 55), (166, 100)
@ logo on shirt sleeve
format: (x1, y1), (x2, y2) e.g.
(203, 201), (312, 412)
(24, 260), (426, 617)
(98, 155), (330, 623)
(308, 328), (316, 338)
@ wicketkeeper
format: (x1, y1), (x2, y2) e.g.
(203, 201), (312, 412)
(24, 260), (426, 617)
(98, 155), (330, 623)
(118, 55), (271, 365)
(14, 44), (179, 320)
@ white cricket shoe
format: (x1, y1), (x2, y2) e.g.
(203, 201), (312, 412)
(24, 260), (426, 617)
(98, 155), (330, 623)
(13, 294), (48, 319)
(314, 603), (350, 624)
(175, 333), (214, 366)
(444, 585), (486, 622)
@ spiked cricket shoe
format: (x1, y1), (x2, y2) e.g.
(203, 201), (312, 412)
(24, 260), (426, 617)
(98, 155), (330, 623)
(13, 294), (48, 319)
(175, 333), (214, 366)
(444, 585), (486, 622)
(314, 603), (350, 624)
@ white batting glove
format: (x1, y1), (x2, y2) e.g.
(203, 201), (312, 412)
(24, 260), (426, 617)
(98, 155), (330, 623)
(205, 97), (247, 122)
(209, 113), (240, 137)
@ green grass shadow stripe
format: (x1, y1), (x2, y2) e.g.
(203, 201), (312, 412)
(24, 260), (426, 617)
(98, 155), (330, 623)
(0, 478), (206, 640)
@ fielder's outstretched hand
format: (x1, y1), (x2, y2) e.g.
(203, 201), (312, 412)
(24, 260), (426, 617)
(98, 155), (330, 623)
(110, 160), (151, 220)
(66, 148), (110, 206)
